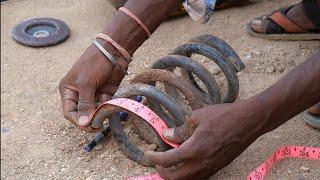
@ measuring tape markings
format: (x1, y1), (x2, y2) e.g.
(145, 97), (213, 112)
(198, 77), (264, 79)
(91, 98), (319, 180)
(92, 98), (179, 148)
(128, 145), (320, 180)
(246, 145), (320, 180)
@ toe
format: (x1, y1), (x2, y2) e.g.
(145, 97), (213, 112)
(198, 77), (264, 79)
(251, 19), (269, 34)
(308, 103), (320, 115)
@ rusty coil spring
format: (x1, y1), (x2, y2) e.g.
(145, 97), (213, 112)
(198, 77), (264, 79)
(91, 34), (245, 166)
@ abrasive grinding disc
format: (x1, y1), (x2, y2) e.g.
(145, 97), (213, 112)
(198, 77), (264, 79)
(11, 18), (70, 47)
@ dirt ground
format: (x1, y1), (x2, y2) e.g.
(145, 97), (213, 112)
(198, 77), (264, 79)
(1, 0), (320, 179)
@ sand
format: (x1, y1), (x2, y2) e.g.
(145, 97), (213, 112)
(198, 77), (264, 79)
(1, 0), (319, 179)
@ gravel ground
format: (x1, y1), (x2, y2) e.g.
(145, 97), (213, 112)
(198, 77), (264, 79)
(1, 0), (319, 179)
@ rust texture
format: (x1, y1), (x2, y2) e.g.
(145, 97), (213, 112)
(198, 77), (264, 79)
(90, 35), (245, 167)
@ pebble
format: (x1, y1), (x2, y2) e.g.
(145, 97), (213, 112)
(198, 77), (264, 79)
(94, 144), (104, 151)
(266, 67), (275, 73)
(86, 175), (100, 180)
(100, 153), (109, 159)
(60, 168), (67, 174)
(300, 166), (310, 172)
(212, 68), (222, 75)
(147, 144), (157, 150)
(244, 53), (252, 60)
(277, 66), (285, 73)
(77, 157), (84, 162)
(2, 127), (9, 133)
(59, 145), (65, 151)
(84, 170), (91, 176)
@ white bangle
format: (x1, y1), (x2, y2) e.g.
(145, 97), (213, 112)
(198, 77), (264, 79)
(92, 38), (128, 75)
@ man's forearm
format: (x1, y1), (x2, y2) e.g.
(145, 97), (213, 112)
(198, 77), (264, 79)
(101, 0), (180, 55)
(249, 53), (320, 136)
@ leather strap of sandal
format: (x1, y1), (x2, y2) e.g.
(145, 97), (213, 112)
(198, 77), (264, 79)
(269, 11), (308, 33)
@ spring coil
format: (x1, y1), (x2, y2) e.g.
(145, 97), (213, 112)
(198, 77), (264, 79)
(91, 34), (245, 166)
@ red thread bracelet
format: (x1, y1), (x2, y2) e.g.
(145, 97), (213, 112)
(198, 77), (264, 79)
(97, 33), (132, 63)
(119, 7), (151, 38)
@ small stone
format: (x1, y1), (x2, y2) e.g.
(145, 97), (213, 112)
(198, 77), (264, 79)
(277, 66), (285, 73)
(254, 51), (262, 58)
(77, 157), (84, 162)
(266, 67), (275, 73)
(59, 145), (65, 151)
(20, 109), (25, 112)
(244, 53), (252, 60)
(212, 67), (222, 75)
(147, 144), (157, 150)
(84, 170), (91, 175)
(94, 144), (104, 151)
(300, 166), (310, 172)
(100, 153), (108, 159)
(2, 127), (9, 133)
(86, 175), (99, 180)
(60, 168), (67, 174)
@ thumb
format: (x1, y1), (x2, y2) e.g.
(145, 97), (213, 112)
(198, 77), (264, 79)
(162, 123), (191, 144)
(77, 85), (95, 127)
(163, 115), (198, 144)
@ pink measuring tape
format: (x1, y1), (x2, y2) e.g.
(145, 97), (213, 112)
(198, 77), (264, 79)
(96, 98), (320, 180)
(246, 145), (320, 180)
(103, 98), (178, 148)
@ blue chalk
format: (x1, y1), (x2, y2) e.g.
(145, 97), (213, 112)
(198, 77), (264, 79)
(135, 95), (143, 102)
(119, 111), (128, 120)
(119, 96), (143, 120)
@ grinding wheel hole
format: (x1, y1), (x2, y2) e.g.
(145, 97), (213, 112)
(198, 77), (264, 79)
(25, 24), (57, 38)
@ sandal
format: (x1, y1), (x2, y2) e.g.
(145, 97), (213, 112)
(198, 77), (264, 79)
(247, 6), (320, 40)
(303, 103), (320, 130)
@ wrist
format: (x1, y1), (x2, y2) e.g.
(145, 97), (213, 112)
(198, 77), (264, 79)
(95, 38), (129, 70)
(101, 11), (146, 55)
(236, 98), (271, 141)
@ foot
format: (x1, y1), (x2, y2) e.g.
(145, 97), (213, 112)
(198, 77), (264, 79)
(251, 3), (317, 34)
(308, 102), (320, 115)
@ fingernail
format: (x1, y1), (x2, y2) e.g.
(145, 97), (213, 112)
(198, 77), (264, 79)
(78, 115), (90, 127)
(163, 128), (174, 138)
(252, 20), (261, 26)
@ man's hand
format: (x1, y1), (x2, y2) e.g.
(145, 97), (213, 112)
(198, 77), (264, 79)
(58, 0), (180, 133)
(146, 102), (261, 179)
(146, 53), (320, 179)
(59, 42), (127, 132)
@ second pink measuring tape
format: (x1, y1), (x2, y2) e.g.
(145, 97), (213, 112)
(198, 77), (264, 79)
(99, 98), (320, 180)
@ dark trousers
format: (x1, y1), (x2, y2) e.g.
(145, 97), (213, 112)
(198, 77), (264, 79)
(303, 0), (320, 27)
